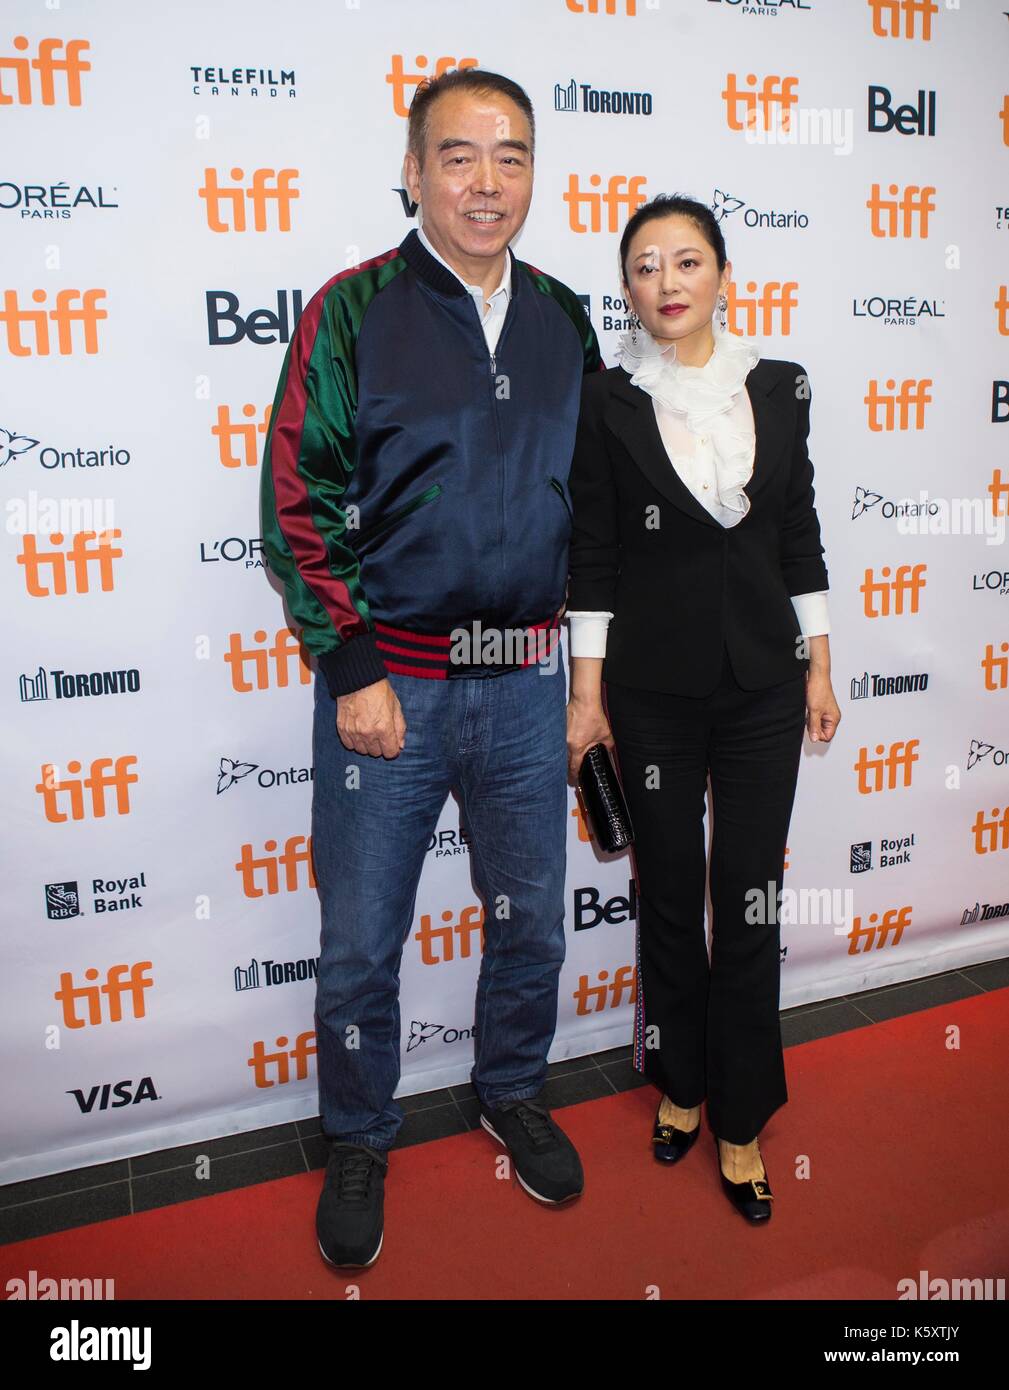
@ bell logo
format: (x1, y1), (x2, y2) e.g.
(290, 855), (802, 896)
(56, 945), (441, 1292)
(860, 564), (927, 617)
(844, 905), (912, 953)
(199, 169), (300, 233)
(0, 289), (108, 355)
(385, 54), (478, 119)
(235, 834), (315, 897)
(982, 642), (1009, 692)
(972, 807), (1009, 856)
(867, 0), (937, 41)
(248, 1031), (317, 1087)
(573, 965), (637, 1014)
(215, 403), (271, 468)
(54, 962), (154, 1029)
(864, 378), (932, 431)
(722, 74), (799, 133)
(36, 756), (138, 822)
(729, 281), (798, 337)
(415, 905), (485, 965)
(852, 740), (920, 794)
(0, 36), (91, 105)
(564, 174), (648, 233)
(866, 184), (936, 238)
(16, 530), (123, 596)
(224, 627), (311, 691)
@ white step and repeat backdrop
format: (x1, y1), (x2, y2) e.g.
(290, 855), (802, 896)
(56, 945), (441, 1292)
(4, 0), (1008, 1183)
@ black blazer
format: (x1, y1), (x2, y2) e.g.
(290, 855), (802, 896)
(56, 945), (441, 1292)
(566, 357), (829, 696)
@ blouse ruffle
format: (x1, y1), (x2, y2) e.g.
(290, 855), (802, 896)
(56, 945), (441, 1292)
(615, 323), (761, 525)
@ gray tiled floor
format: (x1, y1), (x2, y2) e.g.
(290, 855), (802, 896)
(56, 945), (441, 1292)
(1, 959), (1005, 1245)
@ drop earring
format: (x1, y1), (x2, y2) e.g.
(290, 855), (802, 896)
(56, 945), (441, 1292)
(717, 293), (728, 333)
(630, 313), (641, 346)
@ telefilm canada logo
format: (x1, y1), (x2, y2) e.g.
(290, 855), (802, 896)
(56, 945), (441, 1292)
(189, 60), (295, 98)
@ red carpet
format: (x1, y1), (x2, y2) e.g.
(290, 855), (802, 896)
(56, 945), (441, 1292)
(3, 990), (1008, 1300)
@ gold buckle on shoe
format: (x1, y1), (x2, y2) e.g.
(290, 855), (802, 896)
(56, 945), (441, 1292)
(653, 1126), (673, 1144)
(750, 1179), (773, 1200)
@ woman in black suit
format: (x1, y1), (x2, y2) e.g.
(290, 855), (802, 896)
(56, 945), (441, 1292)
(566, 194), (841, 1223)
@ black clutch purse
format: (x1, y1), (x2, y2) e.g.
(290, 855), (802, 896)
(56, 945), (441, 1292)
(577, 743), (634, 853)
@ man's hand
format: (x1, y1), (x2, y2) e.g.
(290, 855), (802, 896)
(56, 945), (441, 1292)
(336, 678), (406, 759)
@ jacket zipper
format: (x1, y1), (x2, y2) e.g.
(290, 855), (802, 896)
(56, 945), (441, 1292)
(353, 482), (443, 546)
(548, 476), (573, 522)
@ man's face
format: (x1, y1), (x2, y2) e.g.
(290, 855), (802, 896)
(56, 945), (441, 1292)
(404, 89), (534, 270)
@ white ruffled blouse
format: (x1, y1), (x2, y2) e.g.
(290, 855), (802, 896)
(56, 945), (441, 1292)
(567, 325), (830, 658)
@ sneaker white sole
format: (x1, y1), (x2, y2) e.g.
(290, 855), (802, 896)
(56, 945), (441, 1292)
(479, 1115), (583, 1205)
(317, 1229), (383, 1270)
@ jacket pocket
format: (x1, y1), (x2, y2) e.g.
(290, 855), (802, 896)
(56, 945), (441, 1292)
(353, 482), (443, 547)
(548, 476), (573, 522)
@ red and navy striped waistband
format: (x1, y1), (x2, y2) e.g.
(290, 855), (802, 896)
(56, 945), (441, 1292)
(374, 615), (561, 680)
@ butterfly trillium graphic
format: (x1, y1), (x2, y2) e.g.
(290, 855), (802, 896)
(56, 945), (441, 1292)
(217, 756), (259, 794)
(966, 739), (994, 770)
(852, 486), (883, 519)
(0, 427), (41, 467)
(711, 189), (744, 222)
(407, 1021), (444, 1052)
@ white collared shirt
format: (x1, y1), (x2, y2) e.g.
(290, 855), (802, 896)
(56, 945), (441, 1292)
(417, 224), (511, 356)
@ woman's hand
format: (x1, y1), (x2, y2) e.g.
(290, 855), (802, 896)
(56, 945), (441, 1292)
(805, 670), (841, 743)
(567, 696), (615, 781)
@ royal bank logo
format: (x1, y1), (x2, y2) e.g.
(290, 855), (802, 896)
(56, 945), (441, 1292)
(46, 880), (80, 920)
(850, 841), (872, 873)
(553, 77), (652, 116)
(850, 836), (915, 871)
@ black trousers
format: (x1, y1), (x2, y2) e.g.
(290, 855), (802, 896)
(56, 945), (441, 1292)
(604, 644), (807, 1144)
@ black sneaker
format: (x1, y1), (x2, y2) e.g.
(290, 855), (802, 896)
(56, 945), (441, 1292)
(479, 1098), (584, 1204)
(316, 1142), (387, 1268)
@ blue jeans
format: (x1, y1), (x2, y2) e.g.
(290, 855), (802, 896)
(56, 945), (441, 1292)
(310, 658), (568, 1150)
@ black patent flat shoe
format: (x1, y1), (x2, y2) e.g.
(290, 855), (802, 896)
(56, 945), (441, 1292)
(714, 1136), (773, 1222)
(651, 1106), (701, 1164)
